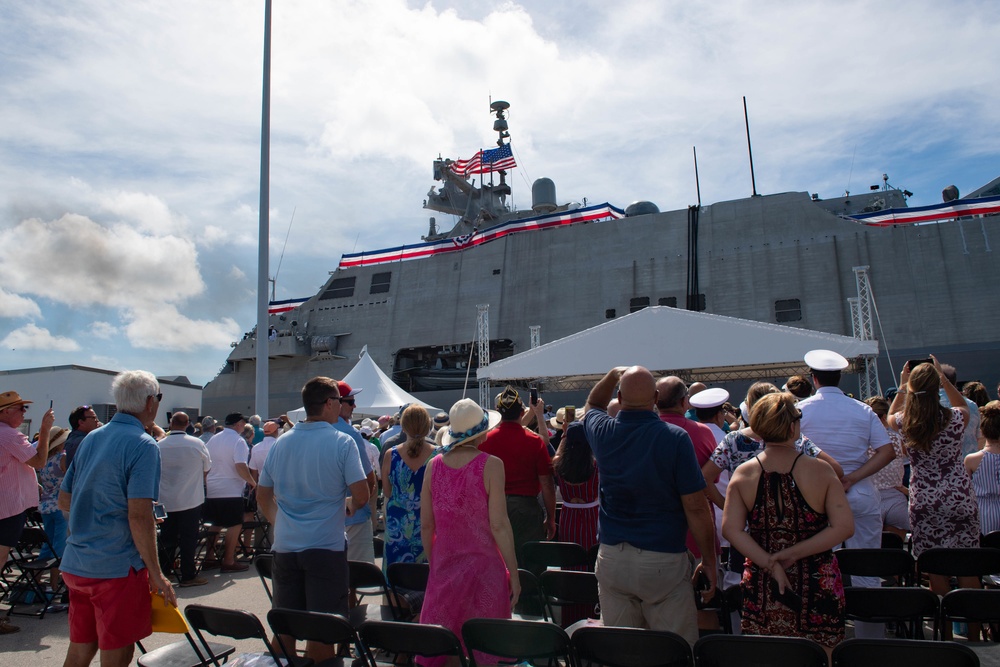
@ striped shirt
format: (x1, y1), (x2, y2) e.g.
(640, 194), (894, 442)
(0, 422), (40, 519)
(972, 450), (1000, 535)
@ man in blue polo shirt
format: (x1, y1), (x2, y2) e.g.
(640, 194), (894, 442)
(59, 370), (175, 667)
(583, 366), (716, 646)
(257, 376), (368, 664)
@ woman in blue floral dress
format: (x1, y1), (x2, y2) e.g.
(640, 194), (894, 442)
(381, 405), (438, 569)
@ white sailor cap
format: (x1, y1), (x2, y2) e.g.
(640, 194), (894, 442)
(689, 387), (730, 409)
(804, 349), (849, 371)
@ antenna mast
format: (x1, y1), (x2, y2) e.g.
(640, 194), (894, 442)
(743, 96), (759, 197)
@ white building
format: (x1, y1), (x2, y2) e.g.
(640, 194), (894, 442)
(0, 365), (202, 435)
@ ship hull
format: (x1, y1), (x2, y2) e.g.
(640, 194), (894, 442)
(204, 189), (999, 417)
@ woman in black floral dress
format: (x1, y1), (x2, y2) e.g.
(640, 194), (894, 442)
(722, 392), (854, 658)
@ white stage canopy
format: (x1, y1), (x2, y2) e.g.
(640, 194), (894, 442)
(287, 346), (440, 423)
(477, 307), (878, 388)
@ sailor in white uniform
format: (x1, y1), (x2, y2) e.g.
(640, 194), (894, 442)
(797, 349), (894, 639)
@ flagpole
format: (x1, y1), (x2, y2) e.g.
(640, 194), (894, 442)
(255, 0), (272, 419)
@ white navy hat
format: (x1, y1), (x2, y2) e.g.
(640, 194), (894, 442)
(690, 387), (730, 409)
(804, 349), (848, 371)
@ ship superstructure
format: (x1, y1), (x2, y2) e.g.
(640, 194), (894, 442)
(204, 104), (1000, 416)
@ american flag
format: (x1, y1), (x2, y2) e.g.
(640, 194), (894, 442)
(450, 143), (517, 176)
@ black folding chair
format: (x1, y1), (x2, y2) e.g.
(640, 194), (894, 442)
(522, 540), (590, 576)
(136, 600), (235, 667)
(980, 531), (1000, 551)
(693, 635), (827, 667)
(835, 547), (915, 587)
(4, 526), (65, 618)
(512, 569), (549, 622)
(572, 625), (693, 667)
(386, 562), (429, 596)
(843, 586), (939, 639)
(831, 637), (979, 667)
(462, 618), (575, 667)
(267, 607), (366, 664)
(254, 553), (273, 601)
(539, 570), (601, 623)
(360, 619), (468, 667)
(184, 604), (305, 667)
(917, 547), (1000, 585)
(349, 560), (401, 626)
(881, 531), (906, 549)
(941, 588), (1000, 643)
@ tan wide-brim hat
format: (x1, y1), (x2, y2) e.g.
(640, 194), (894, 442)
(47, 426), (69, 455)
(0, 391), (32, 412)
(549, 407), (568, 430)
(439, 399), (501, 449)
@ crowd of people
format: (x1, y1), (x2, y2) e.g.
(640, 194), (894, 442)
(3, 350), (1000, 664)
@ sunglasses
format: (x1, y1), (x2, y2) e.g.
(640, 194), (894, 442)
(150, 393), (163, 402)
(340, 398), (356, 406)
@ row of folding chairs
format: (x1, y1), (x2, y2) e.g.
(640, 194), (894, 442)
(836, 546), (1000, 588)
(844, 585), (1000, 640)
(255, 553), (604, 628)
(175, 610), (984, 667)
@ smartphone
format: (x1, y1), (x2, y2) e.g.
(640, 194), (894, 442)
(693, 570), (719, 609)
(49, 400), (53, 410)
(565, 406), (576, 423)
(530, 387), (538, 406)
(772, 580), (802, 609)
(907, 358), (933, 370)
(153, 503), (168, 520)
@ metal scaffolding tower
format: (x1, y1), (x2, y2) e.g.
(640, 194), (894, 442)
(851, 266), (881, 400)
(477, 304), (490, 409)
(529, 326), (540, 349)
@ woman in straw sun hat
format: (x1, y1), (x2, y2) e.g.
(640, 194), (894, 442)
(417, 398), (519, 666)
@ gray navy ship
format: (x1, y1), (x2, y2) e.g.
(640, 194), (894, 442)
(203, 101), (1000, 416)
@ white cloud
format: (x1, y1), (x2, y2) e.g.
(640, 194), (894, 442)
(0, 288), (41, 318)
(90, 321), (118, 339)
(123, 304), (241, 352)
(98, 189), (189, 235)
(1, 323), (80, 352)
(229, 266), (246, 281)
(0, 213), (205, 307)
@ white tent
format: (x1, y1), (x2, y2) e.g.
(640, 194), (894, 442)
(477, 306), (878, 388)
(287, 347), (440, 423)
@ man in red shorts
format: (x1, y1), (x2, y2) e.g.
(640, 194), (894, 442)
(59, 370), (176, 666)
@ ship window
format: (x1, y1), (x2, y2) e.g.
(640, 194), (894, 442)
(605, 309), (616, 319)
(370, 272), (391, 295)
(686, 294), (706, 311)
(629, 297), (650, 313)
(320, 277), (356, 300)
(775, 298), (802, 322)
(658, 297), (677, 308)
(493, 269), (501, 275)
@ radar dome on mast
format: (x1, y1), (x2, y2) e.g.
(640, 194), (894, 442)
(532, 178), (557, 213)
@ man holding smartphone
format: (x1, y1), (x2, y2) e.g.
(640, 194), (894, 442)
(481, 386), (557, 561)
(0, 390), (55, 635)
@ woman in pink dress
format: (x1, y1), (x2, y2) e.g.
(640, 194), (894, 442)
(419, 399), (520, 667)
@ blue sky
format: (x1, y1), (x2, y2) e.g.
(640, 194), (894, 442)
(1, 0), (998, 386)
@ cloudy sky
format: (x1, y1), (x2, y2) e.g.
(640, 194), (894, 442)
(1, 0), (997, 386)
